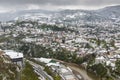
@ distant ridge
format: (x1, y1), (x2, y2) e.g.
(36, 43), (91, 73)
(0, 5), (120, 22)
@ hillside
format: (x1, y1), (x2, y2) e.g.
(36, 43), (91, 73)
(0, 50), (18, 80)
(0, 5), (120, 24)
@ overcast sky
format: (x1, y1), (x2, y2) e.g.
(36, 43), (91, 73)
(0, 0), (120, 13)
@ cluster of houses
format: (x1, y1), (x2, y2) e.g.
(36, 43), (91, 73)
(0, 20), (120, 76)
(95, 49), (120, 70)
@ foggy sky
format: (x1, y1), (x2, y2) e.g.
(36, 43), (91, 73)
(0, 0), (120, 13)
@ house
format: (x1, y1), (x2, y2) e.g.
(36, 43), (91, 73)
(95, 56), (106, 64)
(4, 50), (24, 68)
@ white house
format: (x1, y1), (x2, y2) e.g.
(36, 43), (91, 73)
(4, 50), (24, 68)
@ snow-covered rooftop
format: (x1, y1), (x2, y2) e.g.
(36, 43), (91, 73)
(47, 62), (60, 67)
(61, 68), (69, 73)
(4, 50), (23, 59)
(35, 57), (52, 64)
(96, 56), (105, 60)
(64, 75), (76, 80)
(106, 61), (115, 67)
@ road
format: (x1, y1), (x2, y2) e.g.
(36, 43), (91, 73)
(54, 59), (98, 80)
(27, 60), (53, 80)
(67, 64), (93, 80)
(27, 59), (98, 80)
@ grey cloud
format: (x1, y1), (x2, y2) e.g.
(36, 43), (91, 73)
(0, 0), (119, 6)
(0, 0), (79, 5)
(0, 0), (120, 11)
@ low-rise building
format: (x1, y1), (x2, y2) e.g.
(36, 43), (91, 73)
(4, 50), (24, 68)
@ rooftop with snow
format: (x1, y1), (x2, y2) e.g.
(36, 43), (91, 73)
(4, 50), (23, 59)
